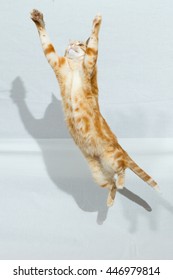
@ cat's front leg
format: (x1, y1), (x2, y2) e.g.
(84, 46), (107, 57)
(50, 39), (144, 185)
(30, 9), (60, 69)
(92, 14), (102, 38)
(84, 14), (102, 75)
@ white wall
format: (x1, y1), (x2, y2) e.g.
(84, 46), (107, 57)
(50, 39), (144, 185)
(1, 0), (173, 138)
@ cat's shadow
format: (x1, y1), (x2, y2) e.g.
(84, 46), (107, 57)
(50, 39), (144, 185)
(10, 76), (153, 224)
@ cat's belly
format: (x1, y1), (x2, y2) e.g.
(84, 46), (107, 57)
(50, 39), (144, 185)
(62, 73), (115, 156)
(67, 112), (108, 157)
(74, 131), (102, 157)
(71, 70), (83, 97)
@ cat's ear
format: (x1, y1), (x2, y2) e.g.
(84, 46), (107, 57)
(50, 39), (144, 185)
(86, 37), (90, 46)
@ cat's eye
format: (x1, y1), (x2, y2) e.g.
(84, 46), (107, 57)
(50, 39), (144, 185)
(78, 43), (84, 46)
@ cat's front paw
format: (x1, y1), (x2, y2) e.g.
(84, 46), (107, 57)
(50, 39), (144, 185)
(30, 9), (45, 28)
(92, 14), (102, 35)
(93, 14), (102, 27)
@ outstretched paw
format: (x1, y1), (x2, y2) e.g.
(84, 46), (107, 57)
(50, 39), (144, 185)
(30, 9), (45, 28)
(93, 14), (102, 26)
(92, 14), (102, 35)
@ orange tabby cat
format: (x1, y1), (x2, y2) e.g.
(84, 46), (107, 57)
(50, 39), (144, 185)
(30, 9), (158, 206)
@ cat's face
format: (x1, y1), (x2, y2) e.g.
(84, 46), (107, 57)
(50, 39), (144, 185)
(65, 40), (87, 60)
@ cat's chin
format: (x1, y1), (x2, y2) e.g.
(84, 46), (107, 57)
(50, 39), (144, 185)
(67, 49), (84, 60)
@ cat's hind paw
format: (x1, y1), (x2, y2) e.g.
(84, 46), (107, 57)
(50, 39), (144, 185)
(107, 187), (116, 207)
(30, 9), (45, 28)
(107, 196), (114, 207)
(116, 183), (124, 190)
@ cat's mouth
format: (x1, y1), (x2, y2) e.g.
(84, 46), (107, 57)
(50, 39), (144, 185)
(67, 47), (84, 59)
(70, 45), (78, 52)
(69, 48), (79, 56)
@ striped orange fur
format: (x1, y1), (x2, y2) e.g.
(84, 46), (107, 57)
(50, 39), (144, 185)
(45, 44), (55, 55)
(31, 10), (158, 207)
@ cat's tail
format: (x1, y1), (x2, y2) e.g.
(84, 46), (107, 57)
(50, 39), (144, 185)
(125, 154), (159, 191)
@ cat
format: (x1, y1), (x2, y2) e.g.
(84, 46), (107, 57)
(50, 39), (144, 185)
(30, 9), (158, 207)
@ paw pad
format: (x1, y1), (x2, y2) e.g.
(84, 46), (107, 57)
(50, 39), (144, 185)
(30, 9), (44, 26)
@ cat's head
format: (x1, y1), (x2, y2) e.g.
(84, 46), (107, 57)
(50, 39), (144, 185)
(65, 39), (89, 60)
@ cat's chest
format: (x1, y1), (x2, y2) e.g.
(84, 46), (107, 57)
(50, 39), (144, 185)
(62, 70), (83, 116)
(70, 70), (83, 95)
(65, 70), (84, 110)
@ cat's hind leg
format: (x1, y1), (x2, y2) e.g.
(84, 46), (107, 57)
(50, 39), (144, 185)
(86, 156), (117, 207)
(116, 170), (125, 190)
(106, 182), (117, 207)
(100, 148), (126, 192)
